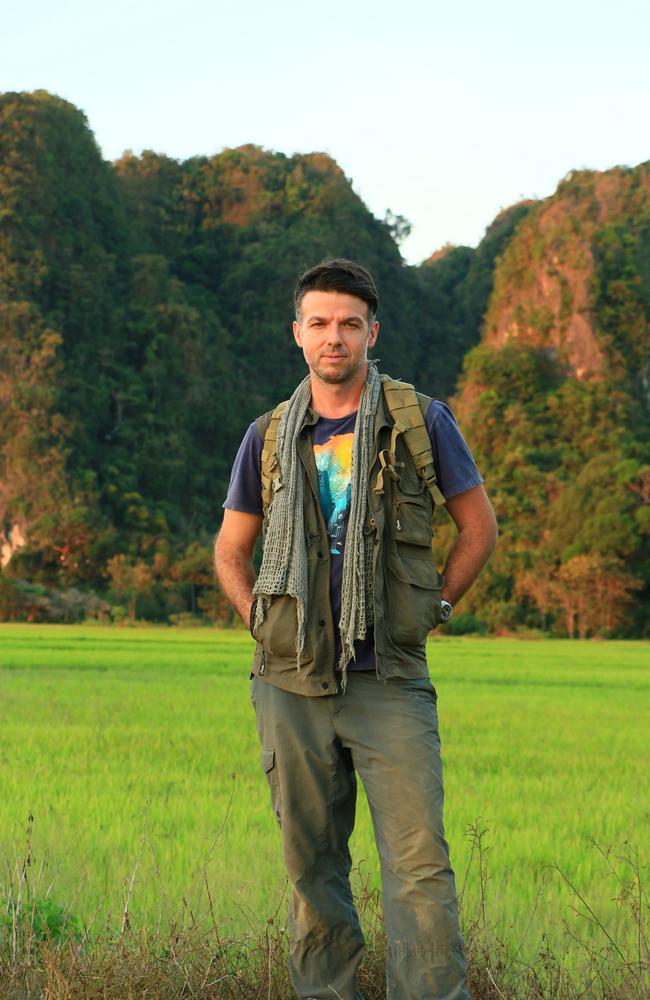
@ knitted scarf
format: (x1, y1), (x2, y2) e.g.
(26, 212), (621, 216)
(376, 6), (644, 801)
(253, 362), (382, 688)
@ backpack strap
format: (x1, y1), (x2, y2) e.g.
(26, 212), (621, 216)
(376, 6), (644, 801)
(381, 380), (446, 508)
(257, 400), (288, 510)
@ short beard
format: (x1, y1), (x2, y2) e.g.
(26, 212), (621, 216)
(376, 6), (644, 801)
(311, 356), (366, 385)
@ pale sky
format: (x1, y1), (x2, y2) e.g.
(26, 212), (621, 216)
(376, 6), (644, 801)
(3, 0), (649, 264)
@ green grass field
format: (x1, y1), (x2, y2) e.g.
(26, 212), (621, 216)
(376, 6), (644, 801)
(1, 625), (648, 963)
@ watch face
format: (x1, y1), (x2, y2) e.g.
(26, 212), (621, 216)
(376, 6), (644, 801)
(440, 601), (452, 623)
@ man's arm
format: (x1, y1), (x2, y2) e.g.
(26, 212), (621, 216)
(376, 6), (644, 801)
(214, 509), (263, 626)
(440, 485), (498, 606)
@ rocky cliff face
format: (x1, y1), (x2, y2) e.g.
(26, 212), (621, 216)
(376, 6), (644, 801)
(483, 164), (650, 384)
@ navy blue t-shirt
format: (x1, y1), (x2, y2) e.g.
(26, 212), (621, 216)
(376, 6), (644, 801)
(224, 400), (483, 671)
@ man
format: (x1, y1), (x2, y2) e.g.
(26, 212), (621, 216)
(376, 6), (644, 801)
(215, 259), (497, 1000)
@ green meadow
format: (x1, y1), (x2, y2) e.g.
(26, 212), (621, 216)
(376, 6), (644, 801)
(0, 625), (648, 962)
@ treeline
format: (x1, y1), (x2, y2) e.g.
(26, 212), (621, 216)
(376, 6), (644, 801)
(0, 91), (648, 635)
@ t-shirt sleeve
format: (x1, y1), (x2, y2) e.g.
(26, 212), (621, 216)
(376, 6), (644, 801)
(223, 422), (264, 515)
(425, 400), (483, 499)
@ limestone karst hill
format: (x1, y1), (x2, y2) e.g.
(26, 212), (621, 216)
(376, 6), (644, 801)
(448, 163), (650, 636)
(1, 90), (648, 634)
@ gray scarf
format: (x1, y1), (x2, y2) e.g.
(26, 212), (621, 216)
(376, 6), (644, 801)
(253, 363), (383, 688)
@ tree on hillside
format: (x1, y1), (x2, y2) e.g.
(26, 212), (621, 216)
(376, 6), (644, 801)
(553, 554), (642, 638)
(106, 554), (154, 620)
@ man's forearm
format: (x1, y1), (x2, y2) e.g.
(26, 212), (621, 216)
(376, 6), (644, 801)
(441, 525), (497, 606)
(214, 541), (256, 626)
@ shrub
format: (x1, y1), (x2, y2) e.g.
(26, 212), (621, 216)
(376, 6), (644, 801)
(1, 897), (81, 946)
(445, 612), (488, 635)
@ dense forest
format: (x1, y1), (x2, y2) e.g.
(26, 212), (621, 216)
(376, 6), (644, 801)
(1, 90), (648, 635)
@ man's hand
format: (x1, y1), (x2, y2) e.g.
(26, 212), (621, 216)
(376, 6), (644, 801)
(214, 509), (263, 626)
(441, 485), (497, 607)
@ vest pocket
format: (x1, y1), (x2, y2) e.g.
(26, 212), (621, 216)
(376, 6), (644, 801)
(252, 594), (313, 661)
(386, 552), (442, 646)
(392, 493), (433, 546)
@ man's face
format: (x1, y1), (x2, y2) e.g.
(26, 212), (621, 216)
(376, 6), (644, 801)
(293, 290), (379, 386)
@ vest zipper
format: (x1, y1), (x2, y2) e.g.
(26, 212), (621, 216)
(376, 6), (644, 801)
(259, 651), (266, 676)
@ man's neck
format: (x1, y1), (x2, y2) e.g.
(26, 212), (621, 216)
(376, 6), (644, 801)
(309, 365), (368, 418)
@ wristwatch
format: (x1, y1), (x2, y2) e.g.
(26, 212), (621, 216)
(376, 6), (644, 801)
(439, 600), (453, 624)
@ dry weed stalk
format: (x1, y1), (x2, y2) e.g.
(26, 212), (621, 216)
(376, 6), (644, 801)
(1, 817), (648, 999)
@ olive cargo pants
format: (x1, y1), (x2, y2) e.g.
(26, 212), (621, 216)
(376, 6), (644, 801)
(251, 671), (470, 1000)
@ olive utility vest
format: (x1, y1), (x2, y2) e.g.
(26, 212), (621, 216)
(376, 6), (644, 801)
(251, 383), (445, 695)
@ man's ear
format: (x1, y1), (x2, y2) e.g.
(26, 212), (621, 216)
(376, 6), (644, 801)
(368, 320), (379, 348)
(293, 320), (303, 348)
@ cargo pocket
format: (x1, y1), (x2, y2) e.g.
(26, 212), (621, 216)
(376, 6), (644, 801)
(387, 553), (442, 646)
(260, 747), (282, 825)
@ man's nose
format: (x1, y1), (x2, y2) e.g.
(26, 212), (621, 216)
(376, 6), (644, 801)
(326, 324), (343, 343)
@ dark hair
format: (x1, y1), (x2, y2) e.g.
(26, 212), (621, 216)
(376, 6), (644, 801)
(294, 258), (379, 322)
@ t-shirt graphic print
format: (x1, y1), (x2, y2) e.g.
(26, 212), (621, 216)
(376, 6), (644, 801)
(313, 432), (354, 556)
